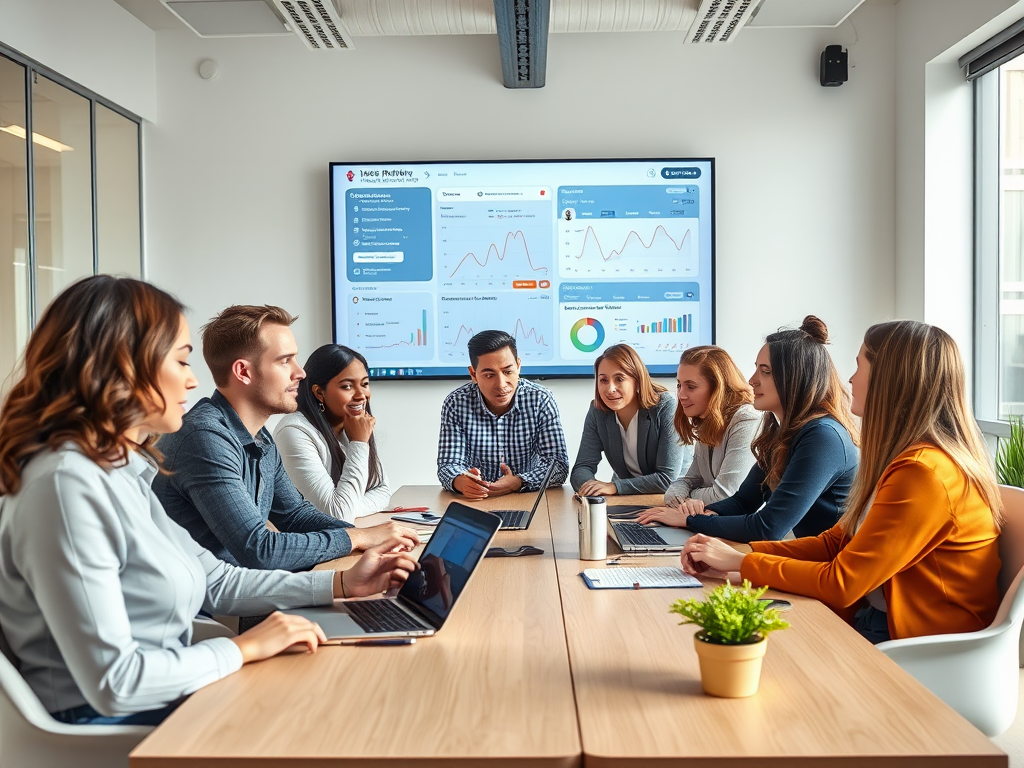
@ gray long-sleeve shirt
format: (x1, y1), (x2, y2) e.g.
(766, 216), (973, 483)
(154, 391), (354, 571)
(0, 445), (334, 716)
(663, 403), (760, 505)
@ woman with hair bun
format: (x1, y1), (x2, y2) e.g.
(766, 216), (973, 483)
(682, 321), (1001, 642)
(667, 316), (859, 543)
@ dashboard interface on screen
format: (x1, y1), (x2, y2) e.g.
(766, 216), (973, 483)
(330, 159), (715, 378)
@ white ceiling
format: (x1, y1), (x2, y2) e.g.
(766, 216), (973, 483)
(114, 0), (883, 36)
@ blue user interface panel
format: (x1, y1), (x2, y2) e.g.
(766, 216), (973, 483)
(330, 159), (714, 378)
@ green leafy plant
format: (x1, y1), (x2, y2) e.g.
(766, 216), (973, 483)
(997, 415), (1024, 488)
(670, 580), (790, 645)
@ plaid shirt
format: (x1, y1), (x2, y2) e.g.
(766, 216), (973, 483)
(436, 379), (569, 492)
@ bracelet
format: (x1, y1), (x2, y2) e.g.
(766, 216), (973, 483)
(340, 570), (348, 599)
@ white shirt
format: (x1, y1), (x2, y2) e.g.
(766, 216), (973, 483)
(275, 412), (392, 523)
(0, 445), (334, 716)
(615, 413), (643, 478)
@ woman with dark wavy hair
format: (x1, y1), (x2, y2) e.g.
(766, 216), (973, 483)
(0, 276), (415, 726)
(275, 344), (390, 522)
(669, 316), (859, 543)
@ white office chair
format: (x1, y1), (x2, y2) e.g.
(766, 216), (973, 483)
(875, 484), (1024, 737)
(0, 618), (236, 768)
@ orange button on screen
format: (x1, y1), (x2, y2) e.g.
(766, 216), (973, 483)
(513, 280), (537, 289)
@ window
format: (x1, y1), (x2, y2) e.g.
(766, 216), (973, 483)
(0, 45), (141, 391)
(974, 52), (1024, 435)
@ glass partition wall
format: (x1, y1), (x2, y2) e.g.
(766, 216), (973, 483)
(0, 47), (140, 394)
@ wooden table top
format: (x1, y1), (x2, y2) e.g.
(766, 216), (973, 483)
(545, 487), (1006, 767)
(131, 485), (1006, 767)
(130, 486), (580, 768)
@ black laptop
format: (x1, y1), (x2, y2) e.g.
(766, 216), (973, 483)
(491, 460), (558, 530)
(284, 503), (501, 639)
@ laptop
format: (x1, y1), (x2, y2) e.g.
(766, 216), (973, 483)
(285, 503), (501, 639)
(608, 519), (694, 554)
(490, 460), (558, 530)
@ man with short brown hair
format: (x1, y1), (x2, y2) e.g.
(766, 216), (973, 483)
(154, 305), (416, 571)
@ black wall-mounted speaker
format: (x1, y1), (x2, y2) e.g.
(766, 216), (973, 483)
(820, 45), (848, 87)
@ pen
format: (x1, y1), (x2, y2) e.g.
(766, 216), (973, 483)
(393, 506), (429, 513)
(337, 638), (417, 646)
(460, 470), (487, 482)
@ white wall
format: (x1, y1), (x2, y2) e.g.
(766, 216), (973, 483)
(144, 4), (896, 487)
(0, 0), (156, 120)
(895, 0), (1024, 360)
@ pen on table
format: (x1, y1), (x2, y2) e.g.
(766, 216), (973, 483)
(337, 638), (416, 646)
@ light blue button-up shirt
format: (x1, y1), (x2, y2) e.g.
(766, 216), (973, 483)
(0, 445), (334, 716)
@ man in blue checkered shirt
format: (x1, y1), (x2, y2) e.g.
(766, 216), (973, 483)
(437, 330), (568, 498)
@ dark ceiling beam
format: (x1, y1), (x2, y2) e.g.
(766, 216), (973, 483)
(493, 0), (550, 89)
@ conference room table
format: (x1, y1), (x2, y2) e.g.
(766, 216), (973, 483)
(131, 486), (1006, 767)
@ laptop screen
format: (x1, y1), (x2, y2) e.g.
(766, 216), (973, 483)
(398, 504), (499, 628)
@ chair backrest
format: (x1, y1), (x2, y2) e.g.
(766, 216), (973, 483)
(0, 626), (68, 730)
(998, 485), (1024, 596)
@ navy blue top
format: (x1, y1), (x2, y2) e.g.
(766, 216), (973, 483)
(687, 416), (858, 543)
(153, 391), (353, 571)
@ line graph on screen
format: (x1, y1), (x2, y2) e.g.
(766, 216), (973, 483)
(439, 294), (553, 362)
(559, 219), (699, 277)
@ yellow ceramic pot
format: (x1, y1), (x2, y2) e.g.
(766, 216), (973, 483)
(693, 632), (768, 698)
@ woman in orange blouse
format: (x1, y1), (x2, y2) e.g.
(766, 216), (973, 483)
(681, 320), (1003, 643)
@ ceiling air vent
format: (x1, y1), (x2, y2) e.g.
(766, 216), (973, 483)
(271, 0), (355, 49)
(686, 0), (760, 44)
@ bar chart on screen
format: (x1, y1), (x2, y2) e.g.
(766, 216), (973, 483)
(349, 292), (434, 361)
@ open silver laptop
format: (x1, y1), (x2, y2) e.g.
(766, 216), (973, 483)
(285, 503), (500, 639)
(608, 519), (694, 554)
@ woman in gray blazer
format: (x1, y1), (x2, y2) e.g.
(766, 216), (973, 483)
(571, 344), (691, 496)
(638, 345), (757, 527)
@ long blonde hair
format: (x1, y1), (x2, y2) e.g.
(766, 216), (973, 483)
(838, 320), (1002, 534)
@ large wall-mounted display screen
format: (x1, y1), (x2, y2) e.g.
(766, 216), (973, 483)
(330, 158), (715, 378)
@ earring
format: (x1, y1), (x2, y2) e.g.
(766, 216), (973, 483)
(318, 400), (325, 413)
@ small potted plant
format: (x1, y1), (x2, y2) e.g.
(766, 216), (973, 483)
(670, 580), (789, 698)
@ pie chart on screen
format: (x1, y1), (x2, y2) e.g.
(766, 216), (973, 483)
(570, 317), (605, 353)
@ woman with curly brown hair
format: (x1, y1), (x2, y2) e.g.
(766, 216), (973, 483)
(0, 275), (416, 726)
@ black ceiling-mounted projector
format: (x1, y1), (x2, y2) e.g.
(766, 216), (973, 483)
(820, 45), (848, 87)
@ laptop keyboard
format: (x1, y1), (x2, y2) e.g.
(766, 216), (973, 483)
(497, 509), (527, 528)
(614, 522), (668, 547)
(345, 599), (428, 633)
